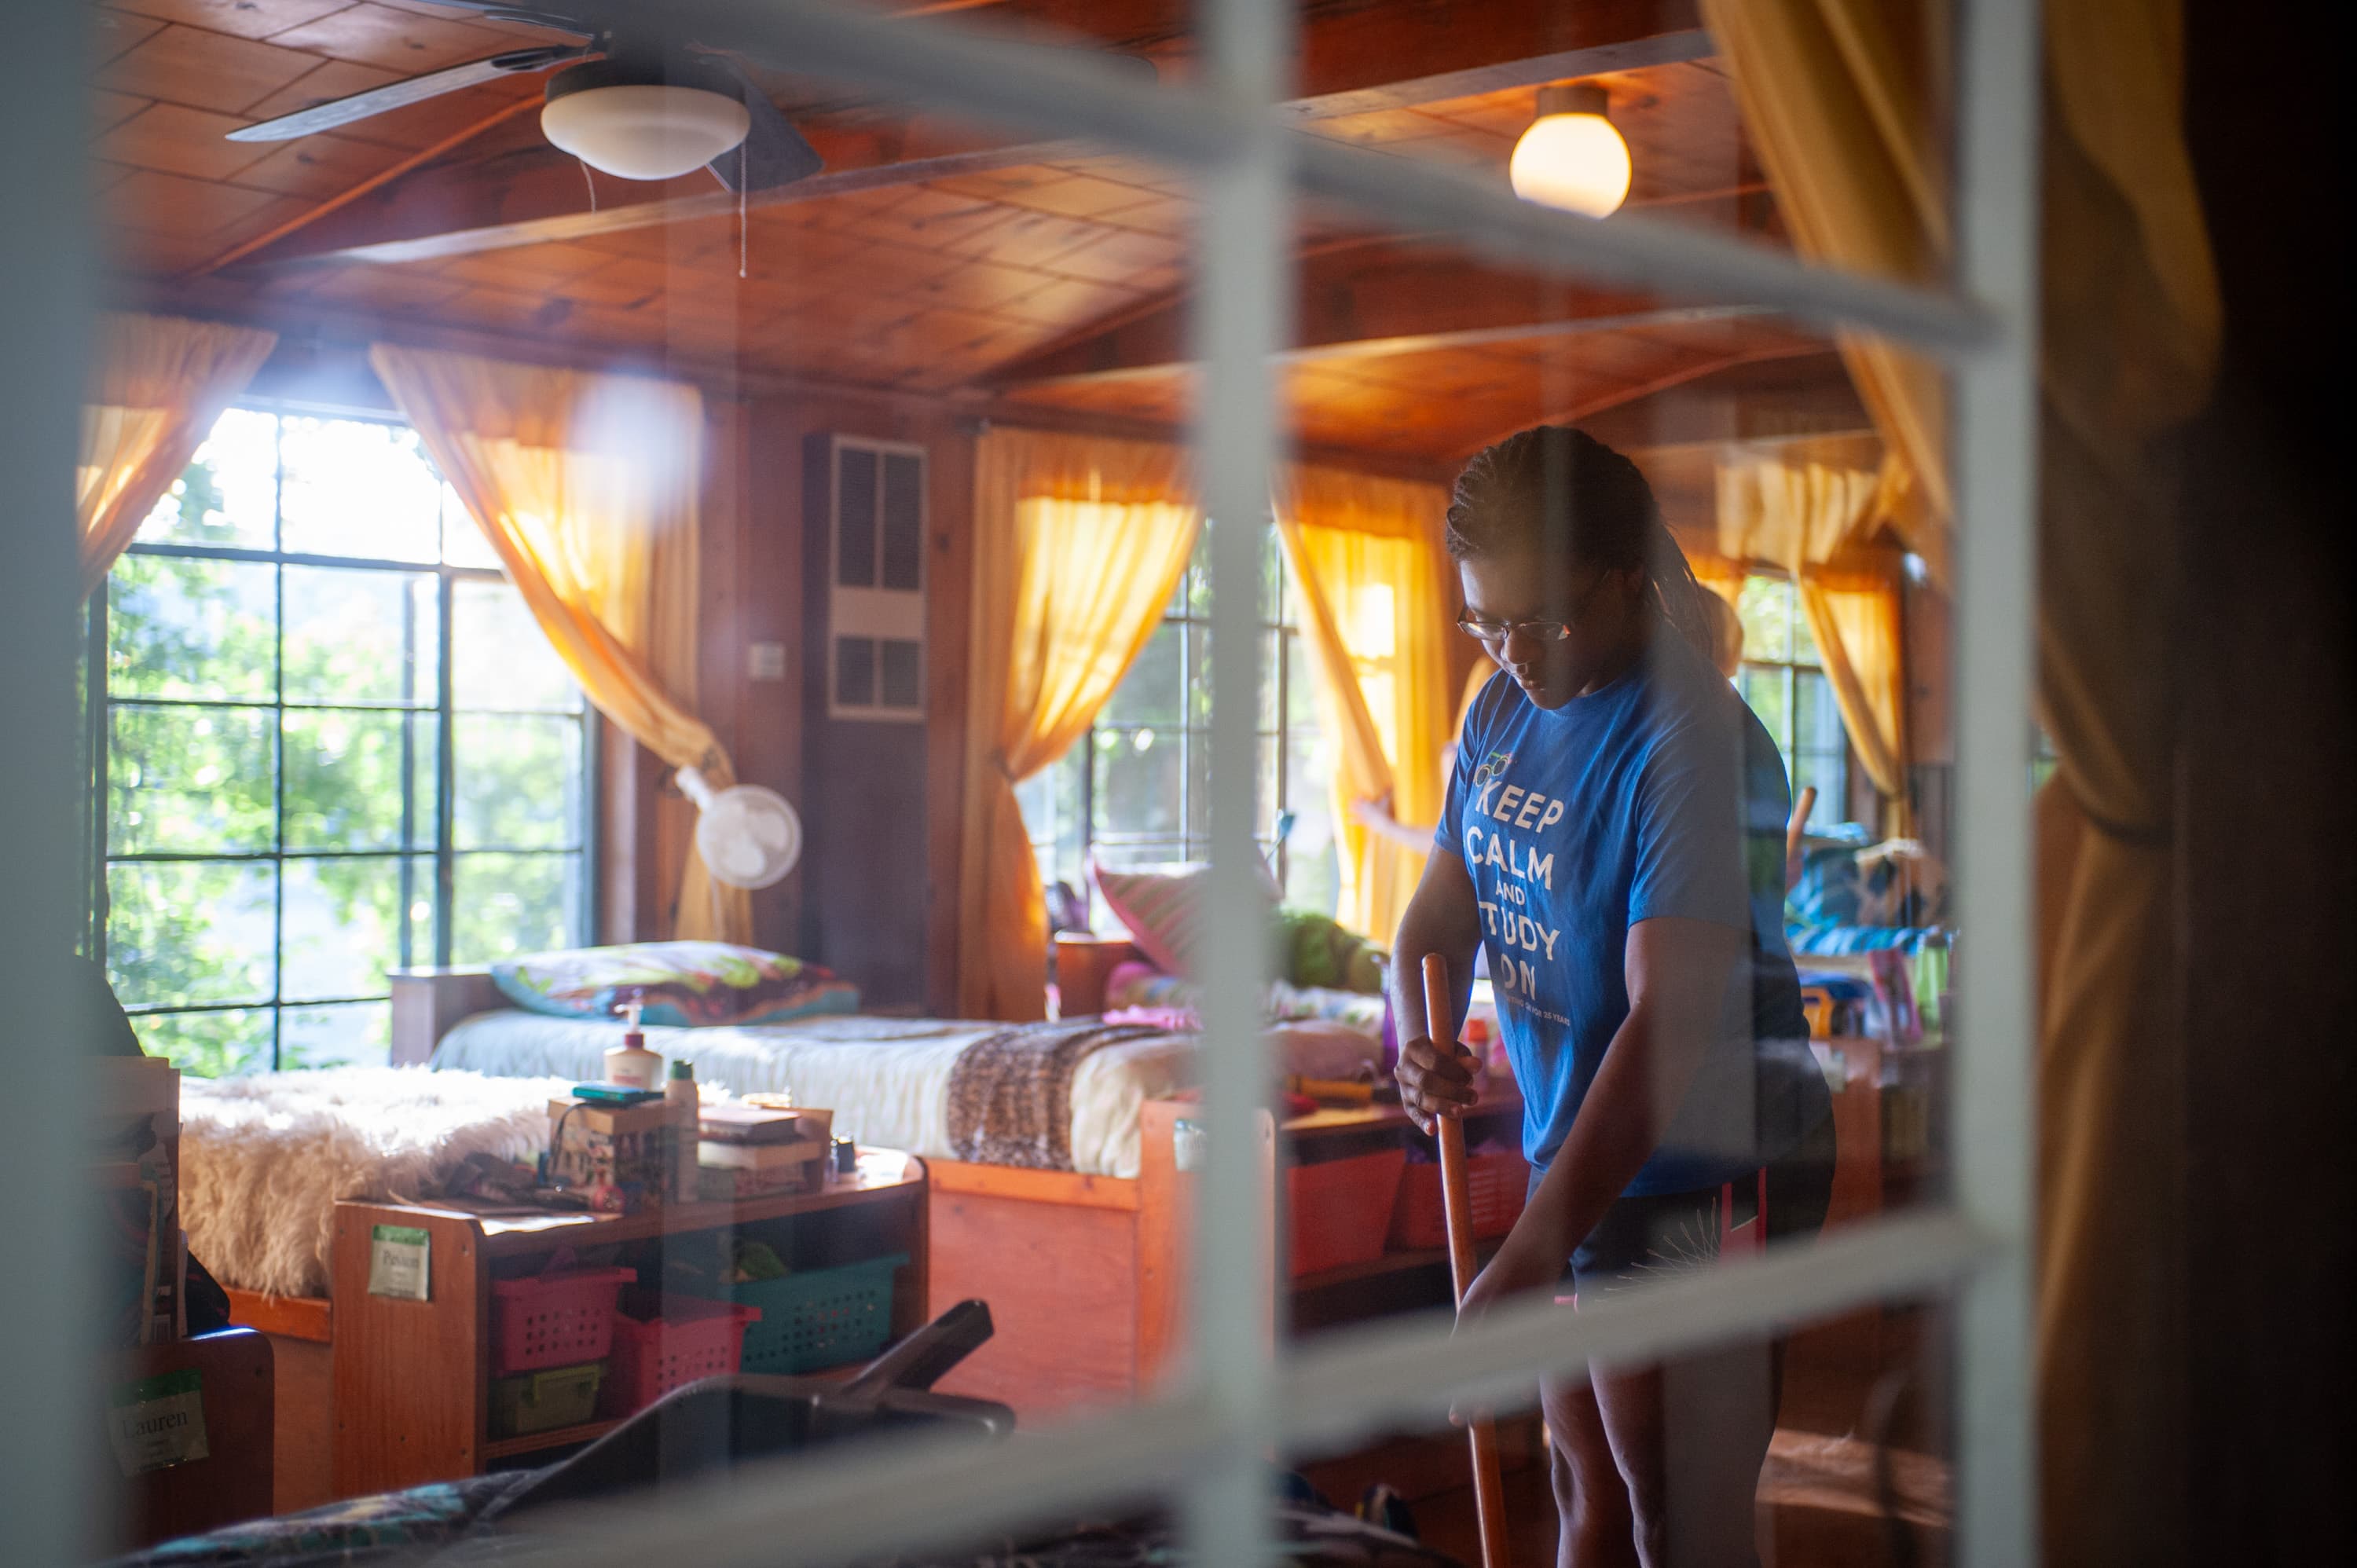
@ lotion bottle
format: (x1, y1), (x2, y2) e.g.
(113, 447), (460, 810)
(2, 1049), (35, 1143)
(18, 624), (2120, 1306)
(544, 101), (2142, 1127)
(605, 1000), (663, 1090)
(665, 1057), (700, 1200)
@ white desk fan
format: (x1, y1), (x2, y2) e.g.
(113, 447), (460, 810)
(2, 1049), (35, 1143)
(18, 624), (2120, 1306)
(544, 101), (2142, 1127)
(676, 765), (802, 888)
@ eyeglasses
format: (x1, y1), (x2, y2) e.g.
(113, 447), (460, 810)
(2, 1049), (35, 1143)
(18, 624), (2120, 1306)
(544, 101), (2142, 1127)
(1455, 572), (1612, 644)
(1456, 611), (1572, 643)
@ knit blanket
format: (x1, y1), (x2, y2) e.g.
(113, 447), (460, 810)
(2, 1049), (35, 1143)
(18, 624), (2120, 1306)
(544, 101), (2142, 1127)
(181, 1067), (570, 1299)
(944, 1019), (1171, 1171)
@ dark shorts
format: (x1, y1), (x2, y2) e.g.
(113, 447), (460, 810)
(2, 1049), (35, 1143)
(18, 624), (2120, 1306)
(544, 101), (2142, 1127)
(1549, 1109), (1838, 1299)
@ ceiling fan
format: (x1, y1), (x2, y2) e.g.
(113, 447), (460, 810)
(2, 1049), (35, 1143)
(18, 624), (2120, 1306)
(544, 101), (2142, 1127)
(225, 3), (825, 191)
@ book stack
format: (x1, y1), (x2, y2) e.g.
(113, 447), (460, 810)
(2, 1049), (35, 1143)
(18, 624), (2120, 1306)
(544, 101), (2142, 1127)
(695, 1103), (833, 1200)
(92, 1058), (183, 1346)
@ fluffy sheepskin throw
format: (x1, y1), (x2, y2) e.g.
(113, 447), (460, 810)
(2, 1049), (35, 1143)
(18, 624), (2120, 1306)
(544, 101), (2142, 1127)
(181, 1066), (570, 1299)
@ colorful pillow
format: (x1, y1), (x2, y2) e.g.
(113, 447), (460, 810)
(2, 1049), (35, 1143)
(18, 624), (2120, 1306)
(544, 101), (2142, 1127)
(490, 942), (859, 1027)
(1274, 906), (1387, 993)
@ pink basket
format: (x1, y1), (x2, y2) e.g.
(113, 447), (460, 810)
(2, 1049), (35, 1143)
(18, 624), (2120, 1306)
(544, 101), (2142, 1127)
(604, 1298), (764, 1416)
(491, 1260), (637, 1376)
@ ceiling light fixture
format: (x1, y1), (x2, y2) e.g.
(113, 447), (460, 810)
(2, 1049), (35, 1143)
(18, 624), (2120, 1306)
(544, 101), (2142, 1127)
(1508, 83), (1632, 218)
(541, 60), (750, 182)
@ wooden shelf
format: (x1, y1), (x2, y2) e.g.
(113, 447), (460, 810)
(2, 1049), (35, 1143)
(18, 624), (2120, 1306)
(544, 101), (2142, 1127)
(372, 1150), (926, 1259)
(482, 1418), (621, 1461)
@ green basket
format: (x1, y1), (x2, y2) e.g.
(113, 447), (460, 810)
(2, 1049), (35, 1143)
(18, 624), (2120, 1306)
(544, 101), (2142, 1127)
(708, 1253), (908, 1376)
(489, 1360), (605, 1439)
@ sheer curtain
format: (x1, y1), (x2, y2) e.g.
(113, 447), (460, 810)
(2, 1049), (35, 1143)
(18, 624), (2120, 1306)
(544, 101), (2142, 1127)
(956, 429), (1200, 1020)
(368, 344), (749, 944)
(1274, 465), (1453, 943)
(1701, 3), (2223, 1559)
(77, 313), (276, 601)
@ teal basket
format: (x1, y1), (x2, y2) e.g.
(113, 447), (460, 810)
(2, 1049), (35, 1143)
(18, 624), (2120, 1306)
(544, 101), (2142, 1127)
(710, 1252), (908, 1376)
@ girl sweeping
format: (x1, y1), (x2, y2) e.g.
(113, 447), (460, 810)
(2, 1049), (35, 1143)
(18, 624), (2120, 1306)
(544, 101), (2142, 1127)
(1389, 427), (1835, 1568)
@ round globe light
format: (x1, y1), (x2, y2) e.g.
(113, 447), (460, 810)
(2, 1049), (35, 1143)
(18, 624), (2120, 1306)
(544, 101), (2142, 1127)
(542, 82), (750, 182)
(1508, 87), (1631, 218)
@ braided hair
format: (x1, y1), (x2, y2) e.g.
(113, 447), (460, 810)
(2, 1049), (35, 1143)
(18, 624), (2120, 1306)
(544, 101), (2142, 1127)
(1445, 426), (1717, 663)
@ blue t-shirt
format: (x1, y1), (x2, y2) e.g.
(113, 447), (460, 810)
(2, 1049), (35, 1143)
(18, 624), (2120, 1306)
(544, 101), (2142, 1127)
(1438, 629), (1820, 1196)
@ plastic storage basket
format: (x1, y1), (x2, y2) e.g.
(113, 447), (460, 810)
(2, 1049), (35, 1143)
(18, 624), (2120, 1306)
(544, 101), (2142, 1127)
(1388, 1146), (1530, 1249)
(491, 1259), (637, 1376)
(1286, 1148), (1409, 1277)
(706, 1253), (908, 1376)
(489, 1361), (605, 1439)
(604, 1296), (764, 1416)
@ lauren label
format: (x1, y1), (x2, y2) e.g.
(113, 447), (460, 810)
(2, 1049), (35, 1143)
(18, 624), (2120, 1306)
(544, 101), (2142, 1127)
(108, 1368), (209, 1476)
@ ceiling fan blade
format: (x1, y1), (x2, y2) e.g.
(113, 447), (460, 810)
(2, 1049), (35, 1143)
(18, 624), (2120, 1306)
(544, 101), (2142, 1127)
(226, 44), (587, 141)
(707, 59), (824, 194)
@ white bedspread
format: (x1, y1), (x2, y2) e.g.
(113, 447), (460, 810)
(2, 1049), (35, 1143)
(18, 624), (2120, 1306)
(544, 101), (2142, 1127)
(431, 1010), (1198, 1179)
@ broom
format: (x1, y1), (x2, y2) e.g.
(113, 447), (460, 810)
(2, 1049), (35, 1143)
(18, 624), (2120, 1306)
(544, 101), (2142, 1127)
(1423, 951), (1512, 1568)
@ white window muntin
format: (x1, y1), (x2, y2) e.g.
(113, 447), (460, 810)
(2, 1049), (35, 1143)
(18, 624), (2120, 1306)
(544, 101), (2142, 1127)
(558, 0), (2043, 1563)
(13, 0), (2040, 1563)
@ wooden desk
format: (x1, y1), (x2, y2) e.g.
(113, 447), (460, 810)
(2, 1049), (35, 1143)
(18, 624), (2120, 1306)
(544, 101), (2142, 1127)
(330, 1149), (926, 1498)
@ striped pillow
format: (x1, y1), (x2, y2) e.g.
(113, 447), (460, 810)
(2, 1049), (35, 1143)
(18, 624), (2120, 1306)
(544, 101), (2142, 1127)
(1091, 857), (1276, 979)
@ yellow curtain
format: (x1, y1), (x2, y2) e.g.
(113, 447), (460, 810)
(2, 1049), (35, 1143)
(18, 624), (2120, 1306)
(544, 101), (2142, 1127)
(77, 313), (277, 602)
(1703, 5), (2223, 1561)
(1274, 466), (1453, 943)
(1715, 456), (1911, 826)
(956, 430), (1200, 1020)
(368, 344), (750, 945)
(1695, 0), (1954, 586)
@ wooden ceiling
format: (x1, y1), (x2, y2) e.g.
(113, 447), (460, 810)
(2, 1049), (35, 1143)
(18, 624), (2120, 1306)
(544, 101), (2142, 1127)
(97, 0), (1852, 461)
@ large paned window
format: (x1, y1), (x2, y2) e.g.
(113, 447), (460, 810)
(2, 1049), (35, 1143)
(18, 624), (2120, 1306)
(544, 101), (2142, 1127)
(1735, 573), (1853, 832)
(93, 404), (592, 1075)
(1017, 527), (1338, 922)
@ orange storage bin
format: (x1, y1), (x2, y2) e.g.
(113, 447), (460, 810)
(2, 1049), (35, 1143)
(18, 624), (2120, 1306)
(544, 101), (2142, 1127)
(1287, 1149), (1409, 1277)
(1387, 1147), (1530, 1250)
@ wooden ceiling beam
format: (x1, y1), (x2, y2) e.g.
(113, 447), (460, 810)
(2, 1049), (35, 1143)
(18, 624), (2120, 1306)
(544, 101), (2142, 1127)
(230, 0), (1705, 269)
(981, 240), (1769, 388)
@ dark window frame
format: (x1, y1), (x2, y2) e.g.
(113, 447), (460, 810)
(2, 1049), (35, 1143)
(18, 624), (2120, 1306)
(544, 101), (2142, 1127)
(88, 399), (596, 1069)
(1735, 571), (1857, 833)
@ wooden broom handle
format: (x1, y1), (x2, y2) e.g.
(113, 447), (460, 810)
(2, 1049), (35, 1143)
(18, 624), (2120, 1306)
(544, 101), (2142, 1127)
(1421, 952), (1512, 1568)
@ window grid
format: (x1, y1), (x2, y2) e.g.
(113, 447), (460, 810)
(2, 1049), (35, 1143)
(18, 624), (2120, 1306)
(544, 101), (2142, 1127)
(1735, 573), (1853, 831)
(508, 0), (2045, 1562)
(93, 403), (594, 1072)
(26, 0), (2038, 1559)
(1025, 529), (1318, 923)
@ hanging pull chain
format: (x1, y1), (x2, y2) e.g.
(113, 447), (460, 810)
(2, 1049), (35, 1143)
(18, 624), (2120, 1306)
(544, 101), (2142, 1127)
(739, 140), (750, 280)
(577, 158), (597, 213)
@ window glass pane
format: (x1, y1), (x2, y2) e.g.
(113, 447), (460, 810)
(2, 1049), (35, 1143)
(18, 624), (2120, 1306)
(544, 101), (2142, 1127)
(281, 1001), (390, 1071)
(284, 566), (438, 706)
(453, 580), (575, 710)
(131, 1008), (275, 1079)
(1285, 727), (1340, 914)
(108, 703), (274, 855)
(1285, 632), (1321, 730)
(1261, 628), (1283, 732)
(278, 416), (440, 562)
(454, 714), (582, 849)
(451, 852), (580, 963)
(280, 855), (403, 1003)
(1096, 727), (1181, 841)
(107, 859), (277, 1009)
(1102, 621), (1182, 727)
(108, 552), (277, 702)
(1738, 575), (1795, 664)
(1739, 666), (1789, 751)
(1795, 669), (1846, 763)
(135, 406), (277, 549)
(1793, 753), (1845, 833)
(284, 709), (415, 852)
(439, 483), (502, 569)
